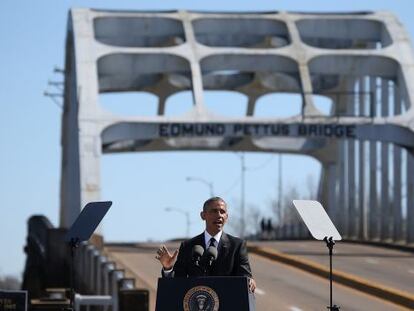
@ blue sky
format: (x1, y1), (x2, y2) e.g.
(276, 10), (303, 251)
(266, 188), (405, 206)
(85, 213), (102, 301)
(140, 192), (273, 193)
(1, 0), (413, 278)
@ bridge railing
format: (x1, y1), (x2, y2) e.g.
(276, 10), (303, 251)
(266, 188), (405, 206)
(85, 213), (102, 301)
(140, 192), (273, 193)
(273, 221), (310, 240)
(75, 242), (146, 311)
(23, 215), (149, 311)
(22, 215), (55, 298)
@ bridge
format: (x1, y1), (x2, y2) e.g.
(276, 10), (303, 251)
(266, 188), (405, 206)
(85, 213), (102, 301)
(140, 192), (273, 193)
(22, 8), (414, 311)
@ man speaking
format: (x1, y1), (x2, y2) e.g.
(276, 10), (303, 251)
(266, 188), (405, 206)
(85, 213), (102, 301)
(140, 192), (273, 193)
(156, 197), (256, 293)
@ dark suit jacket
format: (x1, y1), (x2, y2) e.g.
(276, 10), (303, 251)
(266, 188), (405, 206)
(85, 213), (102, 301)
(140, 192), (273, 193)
(167, 232), (252, 278)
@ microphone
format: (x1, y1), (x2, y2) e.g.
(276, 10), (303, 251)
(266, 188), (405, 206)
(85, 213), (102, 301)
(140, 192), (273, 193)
(203, 246), (218, 269)
(192, 245), (204, 267)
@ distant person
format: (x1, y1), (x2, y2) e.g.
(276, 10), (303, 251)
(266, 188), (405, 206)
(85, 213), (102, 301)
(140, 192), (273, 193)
(266, 218), (274, 239)
(155, 197), (256, 293)
(260, 218), (266, 239)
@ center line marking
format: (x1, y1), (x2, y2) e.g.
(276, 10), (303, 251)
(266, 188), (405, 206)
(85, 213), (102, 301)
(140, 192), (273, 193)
(289, 306), (303, 311)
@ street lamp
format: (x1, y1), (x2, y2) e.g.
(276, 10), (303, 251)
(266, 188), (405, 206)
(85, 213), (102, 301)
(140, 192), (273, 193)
(234, 152), (277, 239)
(164, 207), (191, 238)
(235, 152), (246, 239)
(186, 176), (214, 197)
(277, 154), (283, 237)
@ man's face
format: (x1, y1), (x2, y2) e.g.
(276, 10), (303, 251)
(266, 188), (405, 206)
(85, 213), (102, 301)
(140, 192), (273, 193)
(201, 200), (228, 235)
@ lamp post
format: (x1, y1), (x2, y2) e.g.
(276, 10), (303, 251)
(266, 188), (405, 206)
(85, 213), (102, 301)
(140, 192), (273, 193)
(164, 207), (191, 238)
(241, 153), (246, 239)
(234, 152), (246, 239)
(278, 154), (283, 238)
(186, 176), (214, 197)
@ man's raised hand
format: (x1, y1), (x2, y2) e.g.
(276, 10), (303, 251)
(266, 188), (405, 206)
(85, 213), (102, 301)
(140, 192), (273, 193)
(156, 245), (179, 270)
(249, 278), (257, 293)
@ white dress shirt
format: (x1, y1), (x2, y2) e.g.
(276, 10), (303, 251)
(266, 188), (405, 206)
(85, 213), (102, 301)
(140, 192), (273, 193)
(204, 230), (223, 250)
(163, 231), (223, 274)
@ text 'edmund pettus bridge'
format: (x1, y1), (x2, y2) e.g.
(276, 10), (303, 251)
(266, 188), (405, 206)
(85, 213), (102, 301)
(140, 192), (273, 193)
(158, 123), (356, 138)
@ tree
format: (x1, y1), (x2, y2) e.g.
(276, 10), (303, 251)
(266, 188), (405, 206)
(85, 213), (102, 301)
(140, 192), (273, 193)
(227, 198), (262, 238)
(306, 173), (318, 200)
(0, 275), (20, 290)
(281, 185), (300, 225)
(270, 184), (300, 223)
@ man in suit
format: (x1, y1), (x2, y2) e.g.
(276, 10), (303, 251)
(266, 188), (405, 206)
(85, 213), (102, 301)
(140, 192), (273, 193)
(156, 197), (256, 292)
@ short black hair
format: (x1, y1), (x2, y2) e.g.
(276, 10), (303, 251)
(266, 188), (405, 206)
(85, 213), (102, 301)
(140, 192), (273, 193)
(202, 197), (227, 212)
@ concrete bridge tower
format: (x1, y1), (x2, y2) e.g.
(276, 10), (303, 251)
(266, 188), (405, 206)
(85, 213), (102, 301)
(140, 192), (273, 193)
(61, 9), (414, 244)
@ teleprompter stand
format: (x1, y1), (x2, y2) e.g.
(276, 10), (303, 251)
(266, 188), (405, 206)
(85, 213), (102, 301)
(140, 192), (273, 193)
(292, 200), (341, 311)
(64, 201), (112, 311)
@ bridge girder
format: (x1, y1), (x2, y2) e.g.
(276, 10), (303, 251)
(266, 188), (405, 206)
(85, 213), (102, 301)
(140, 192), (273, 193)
(61, 9), (414, 244)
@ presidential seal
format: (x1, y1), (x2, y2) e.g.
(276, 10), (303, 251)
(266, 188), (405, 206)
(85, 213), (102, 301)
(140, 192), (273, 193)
(183, 286), (219, 311)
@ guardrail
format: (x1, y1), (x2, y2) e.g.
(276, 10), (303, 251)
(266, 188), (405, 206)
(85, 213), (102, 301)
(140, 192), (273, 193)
(23, 215), (149, 311)
(22, 215), (55, 298)
(75, 242), (146, 311)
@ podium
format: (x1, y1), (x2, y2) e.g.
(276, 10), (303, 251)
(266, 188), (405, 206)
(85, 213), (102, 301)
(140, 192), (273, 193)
(155, 276), (255, 311)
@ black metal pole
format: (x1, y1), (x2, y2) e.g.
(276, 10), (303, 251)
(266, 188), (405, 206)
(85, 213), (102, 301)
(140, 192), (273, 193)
(324, 237), (340, 311)
(67, 238), (79, 311)
(329, 239), (333, 309)
(70, 243), (75, 310)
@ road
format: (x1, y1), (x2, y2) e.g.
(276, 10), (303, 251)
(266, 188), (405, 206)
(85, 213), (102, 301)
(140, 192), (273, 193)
(255, 241), (414, 294)
(250, 253), (403, 310)
(105, 241), (410, 310)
